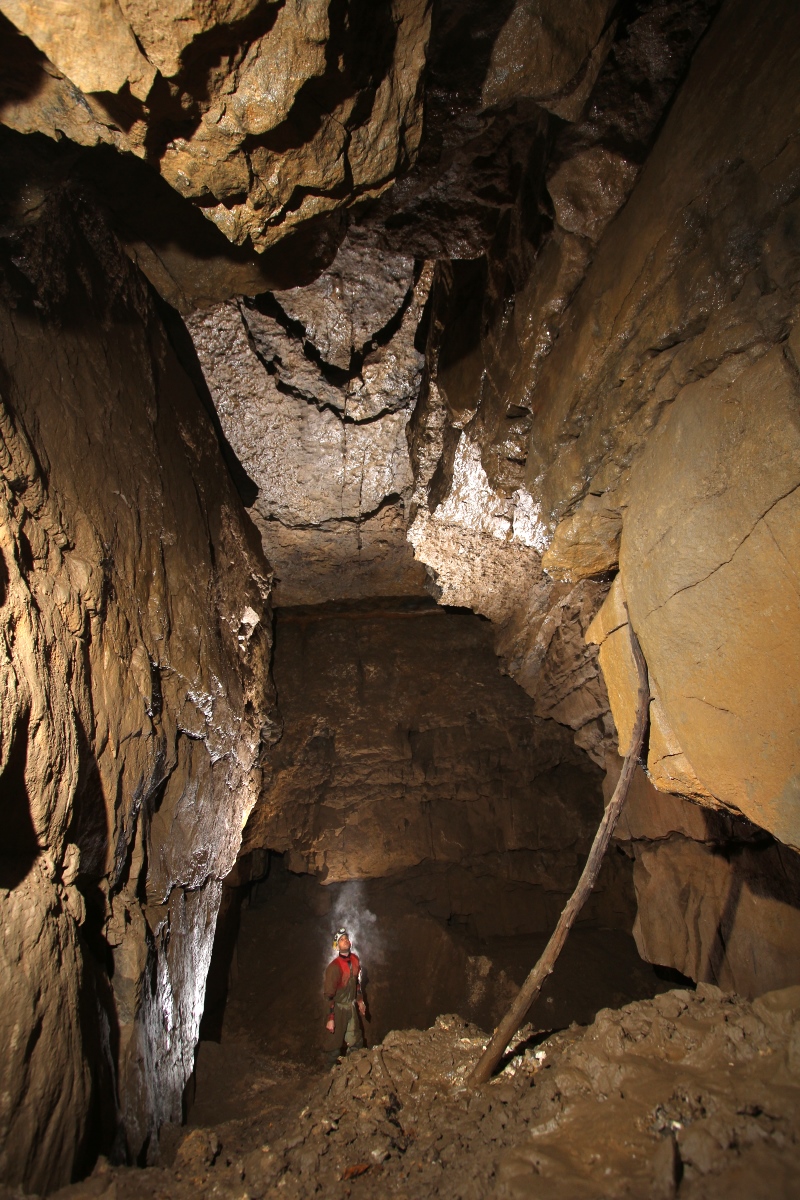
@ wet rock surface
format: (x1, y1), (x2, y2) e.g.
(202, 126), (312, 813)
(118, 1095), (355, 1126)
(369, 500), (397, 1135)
(1, 1), (799, 1195)
(0, 0), (432, 257)
(31, 985), (800, 1200)
(403, 0), (800, 844)
(607, 766), (800, 998)
(0, 191), (274, 1186)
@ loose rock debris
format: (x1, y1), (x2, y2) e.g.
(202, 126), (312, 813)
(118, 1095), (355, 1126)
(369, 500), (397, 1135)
(29, 984), (800, 1200)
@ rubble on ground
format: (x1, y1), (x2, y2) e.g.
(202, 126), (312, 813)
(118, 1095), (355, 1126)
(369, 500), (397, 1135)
(29, 984), (800, 1200)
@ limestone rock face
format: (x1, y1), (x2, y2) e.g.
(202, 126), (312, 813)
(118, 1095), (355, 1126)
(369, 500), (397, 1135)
(621, 347), (800, 844)
(412, 0), (800, 845)
(420, 0), (717, 504)
(406, 344), (616, 770)
(187, 232), (431, 605)
(524, 0), (800, 554)
(567, 0), (800, 843)
(397, 3), (722, 778)
(245, 600), (633, 931)
(633, 835), (800, 998)
(480, 0), (618, 115)
(0, 0), (432, 256)
(0, 193), (274, 1189)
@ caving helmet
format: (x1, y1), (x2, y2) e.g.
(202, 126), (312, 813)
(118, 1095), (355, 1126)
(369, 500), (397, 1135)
(333, 927), (350, 952)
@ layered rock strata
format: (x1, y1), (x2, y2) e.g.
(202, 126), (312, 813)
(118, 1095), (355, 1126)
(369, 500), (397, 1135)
(0, 192), (274, 1189)
(244, 599), (634, 932)
(534, 0), (800, 842)
(603, 762), (800, 998)
(407, 0), (800, 852)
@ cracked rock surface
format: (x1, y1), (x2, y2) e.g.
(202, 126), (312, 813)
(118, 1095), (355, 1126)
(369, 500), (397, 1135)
(406, 0), (800, 846)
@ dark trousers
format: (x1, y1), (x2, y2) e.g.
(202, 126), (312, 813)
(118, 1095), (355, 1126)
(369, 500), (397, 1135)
(323, 1001), (364, 1067)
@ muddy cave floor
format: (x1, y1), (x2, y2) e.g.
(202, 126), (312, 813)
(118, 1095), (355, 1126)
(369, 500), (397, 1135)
(35, 883), (800, 1200)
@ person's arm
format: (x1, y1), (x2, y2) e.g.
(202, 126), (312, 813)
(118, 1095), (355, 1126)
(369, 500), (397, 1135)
(326, 962), (344, 997)
(323, 962), (338, 1031)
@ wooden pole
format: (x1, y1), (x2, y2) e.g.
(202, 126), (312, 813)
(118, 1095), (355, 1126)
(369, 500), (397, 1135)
(467, 615), (649, 1088)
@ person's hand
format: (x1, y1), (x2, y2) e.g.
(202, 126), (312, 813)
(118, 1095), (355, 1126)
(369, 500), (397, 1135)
(357, 999), (366, 1017)
(325, 1014), (335, 1033)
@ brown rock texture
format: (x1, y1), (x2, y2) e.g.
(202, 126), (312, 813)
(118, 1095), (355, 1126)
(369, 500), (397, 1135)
(633, 834), (800, 999)
(41, 986), (800, 1200)
(414, 0), (800, 845)
(0, 191), (274, 1188)
(244, 599), (632, 931)
(187, 233), (432, 604)
(0, 0), (433, 256)
(406, 412), (616, 768)
(2, 1), (800, 1191)
(603, 758), (800, 998)
(587, 576), (717, 802)
(621, 346), (800, 845)
(400, 3), (722, 776)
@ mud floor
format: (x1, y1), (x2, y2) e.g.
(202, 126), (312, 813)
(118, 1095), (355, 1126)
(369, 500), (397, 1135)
(28, 984), (800, 1200)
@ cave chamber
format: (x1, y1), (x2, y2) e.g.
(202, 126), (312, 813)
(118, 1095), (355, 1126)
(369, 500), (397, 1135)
(0, 0), (799, 1197)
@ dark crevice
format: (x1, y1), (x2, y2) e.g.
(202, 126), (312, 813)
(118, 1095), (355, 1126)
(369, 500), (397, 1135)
(154, 289), (260, 508)
(244, 271), (419, 390)
(260, 492), (406, 533)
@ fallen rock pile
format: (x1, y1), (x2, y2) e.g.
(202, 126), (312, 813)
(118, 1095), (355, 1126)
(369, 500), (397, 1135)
(26, 985), (800, 1200)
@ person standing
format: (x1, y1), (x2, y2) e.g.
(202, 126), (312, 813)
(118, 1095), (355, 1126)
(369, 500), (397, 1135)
(323, 929), (367, 1068)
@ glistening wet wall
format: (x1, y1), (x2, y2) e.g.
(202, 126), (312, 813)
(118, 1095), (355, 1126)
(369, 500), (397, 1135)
(0, 194), (275, 1190)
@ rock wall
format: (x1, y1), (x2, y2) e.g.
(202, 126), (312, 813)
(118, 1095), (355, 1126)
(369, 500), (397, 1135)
(0, 0), (432, 261)
(0, 191), (274, 1189)
(406, 0), (799, 835)
(541, 0), (800, 846)
(244, 599), (634, 935)
(605, 762), (800, 998)
(398, 0), (800, 985)
(1, 2), (798, 1186)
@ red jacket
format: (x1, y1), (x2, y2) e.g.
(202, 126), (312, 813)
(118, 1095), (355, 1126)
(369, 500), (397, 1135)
(324, 952), (361, 1001)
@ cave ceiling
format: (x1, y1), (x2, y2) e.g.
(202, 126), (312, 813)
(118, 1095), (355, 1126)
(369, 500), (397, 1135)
(1, 0), (798, 840)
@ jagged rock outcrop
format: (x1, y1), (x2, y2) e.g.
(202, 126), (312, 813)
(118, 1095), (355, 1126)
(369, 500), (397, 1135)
(407, 0), (800, 849)
(399, 2), (725, 777)
(604, 761), (800, 998)
(566, 0), (800, 844)
(0, 0), (431, 259)
(0, 190), (274, 1189)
